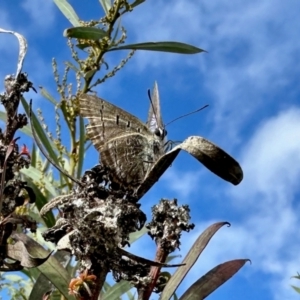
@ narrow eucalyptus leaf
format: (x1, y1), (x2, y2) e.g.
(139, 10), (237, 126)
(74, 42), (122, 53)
(53, 0), (81, 26)
(99, 0), (112, 14)
(20, 166), (58, 197)
(40, 87), (58, 105)
(29, 251), (71, 300)
(128, 226), (148, 244)
(131, 0), (146, 8)
(0, 28), (27, 78)
(65, 61), (80, 72)
(108, 42), (206, 54)
(102, 280), (133, 300)
(160, 222), (230, 300)
(77, 116), (85, 178)
(179, 259), (250, 300)
(64, 26), (107, 40)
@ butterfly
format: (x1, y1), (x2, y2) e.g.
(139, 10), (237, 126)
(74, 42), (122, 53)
(79, 82), (168, 194)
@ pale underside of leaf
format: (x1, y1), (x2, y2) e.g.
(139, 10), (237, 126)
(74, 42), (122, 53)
(0, 28), (27, 78)
(53, 0), (81, 26)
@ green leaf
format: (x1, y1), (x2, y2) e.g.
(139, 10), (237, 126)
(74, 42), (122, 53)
(102, 280), (133, 300)
(77, 116), (85, 178)
(21, 97), (61, 167)
(292, 285), (300, 294)
(0, 111), (32, 137)
(99, 0), (112, 15)
(40, 87), (58, 105)
(13, 233), (72, 300)
(131, 0), (146, 8)
(29, 250), (71, 300)
(179, 259), (250, 300)
(53, 0), (81, 27)
(65, 61), (80, 72)
(108, 42), (206, 54)
(26, 177), (56, 227)
(75, 43), (92, 50)
(128, 226), (148, 244)
(160, 222), (230, 300)
(64, 26), (107, 40)
(21, 166), (58, 197)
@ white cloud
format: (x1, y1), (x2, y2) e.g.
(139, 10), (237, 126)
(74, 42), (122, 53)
(162, 168), (203, 198)
(21, 0), (55, 30)
(232, 107), (300, 206)
(124, 0), (300, 149)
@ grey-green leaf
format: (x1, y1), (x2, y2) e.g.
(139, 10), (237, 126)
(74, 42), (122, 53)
(108, 42), (206, 54)
(53, 0), (81, 26)
(131, 0), (146, 8)
(102, 280), (133, 300)
(99, 0), (112, 15)
(64, 26), (107, 40)
(28, 250), (71, 300)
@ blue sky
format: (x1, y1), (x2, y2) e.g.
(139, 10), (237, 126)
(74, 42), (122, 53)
(1, 1), (300, 299)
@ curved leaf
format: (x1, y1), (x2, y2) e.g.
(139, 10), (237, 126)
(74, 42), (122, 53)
(108, 42), (206, 54)
(28, 250), (71, 300)
(160, 222), (230, 300)
(64, 26), (107, 40)
(179, 259), (250, 300)
(11, 233), (73, 300)
(0, 28), (27, 78)
(136, 136), (243, 199)
(53, 0), (81, 26)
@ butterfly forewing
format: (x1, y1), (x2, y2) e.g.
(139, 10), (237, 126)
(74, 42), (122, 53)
(79, 94), (150, 151)
(79, 92), (166, 189)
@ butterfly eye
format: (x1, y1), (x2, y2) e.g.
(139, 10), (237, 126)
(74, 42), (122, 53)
(154, 128), (167, 139)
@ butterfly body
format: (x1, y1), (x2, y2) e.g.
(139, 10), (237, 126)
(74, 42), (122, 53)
(79, 83), (166, 190)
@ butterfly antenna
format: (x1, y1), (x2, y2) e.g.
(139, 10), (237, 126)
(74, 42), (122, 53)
(147, 89), (159, 125)
(165, 104), (209, 127)
(29, 100), (83, 187)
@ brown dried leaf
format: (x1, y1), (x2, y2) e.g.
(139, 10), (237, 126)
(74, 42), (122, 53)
(6, 240), (51, 268)
(179, 259), (250, 300)
(159, 222), (230, 300)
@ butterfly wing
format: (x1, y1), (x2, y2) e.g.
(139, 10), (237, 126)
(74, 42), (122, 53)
(101, 133), (164, 187)
(79, 94), (150, 152)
